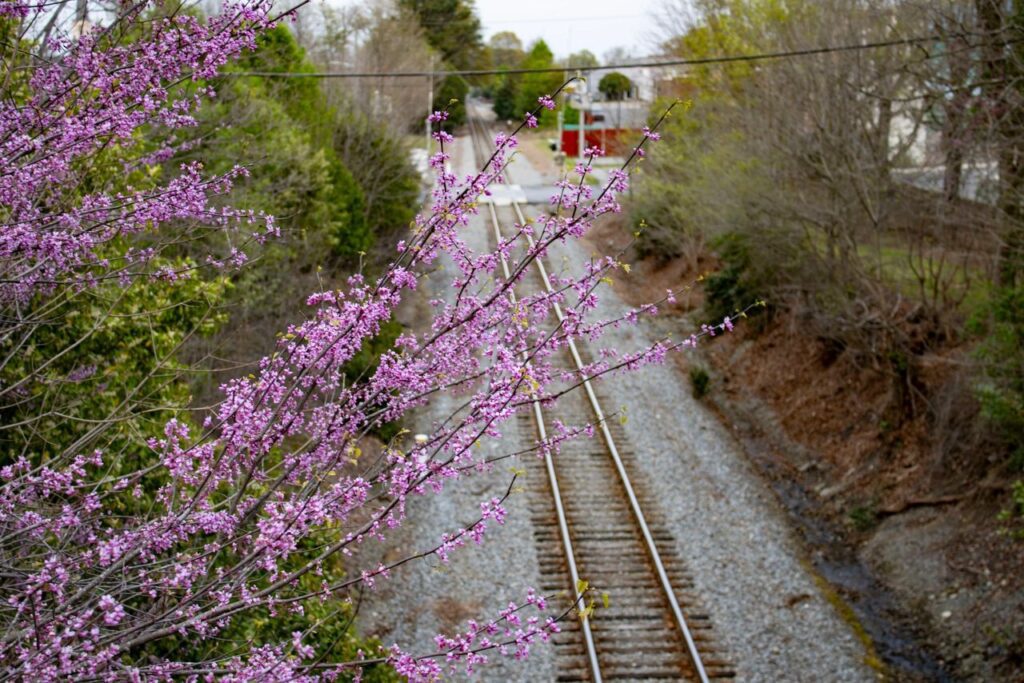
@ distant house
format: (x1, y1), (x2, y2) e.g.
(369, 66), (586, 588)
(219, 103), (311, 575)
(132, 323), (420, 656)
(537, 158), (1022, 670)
(560, 56), (696, 156)
(582, 56), (690, 102)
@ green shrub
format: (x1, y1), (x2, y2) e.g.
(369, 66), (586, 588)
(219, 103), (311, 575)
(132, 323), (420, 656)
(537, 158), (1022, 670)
(598, 72), (632, 100)
(492, 73), (519, 121)
(848, 504), (879, 532)
(330, 109), (420, 252)
(629, 96), (766, 264)
(998, 481), (1024, 540)
(0, 258), (226, 464)
(974, 285), (1024, 469)
(513, 40), (562, 128)
(689, 365), (711, 399)
(703, 232), (766, 323)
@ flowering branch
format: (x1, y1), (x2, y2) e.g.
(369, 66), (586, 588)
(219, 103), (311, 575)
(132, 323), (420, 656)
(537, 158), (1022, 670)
(0, 4), (740, 675)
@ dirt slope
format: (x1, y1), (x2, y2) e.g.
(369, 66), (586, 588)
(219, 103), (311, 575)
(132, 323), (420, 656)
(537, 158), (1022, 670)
(583, 208), (1024, 682)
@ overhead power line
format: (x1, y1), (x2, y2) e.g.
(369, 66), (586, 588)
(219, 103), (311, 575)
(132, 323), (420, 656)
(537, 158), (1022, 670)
(228, 34), (954, 79)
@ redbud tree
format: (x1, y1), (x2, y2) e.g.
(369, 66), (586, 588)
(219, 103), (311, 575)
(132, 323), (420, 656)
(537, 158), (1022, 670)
(0, 1), (735, 679)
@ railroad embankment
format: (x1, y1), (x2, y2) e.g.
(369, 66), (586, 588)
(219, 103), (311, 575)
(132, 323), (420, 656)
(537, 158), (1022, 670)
(581, 205), (1024, 681)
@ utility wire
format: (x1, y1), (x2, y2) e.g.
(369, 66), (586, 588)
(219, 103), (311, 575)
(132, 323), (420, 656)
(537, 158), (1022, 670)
(227, 34), (964, 79)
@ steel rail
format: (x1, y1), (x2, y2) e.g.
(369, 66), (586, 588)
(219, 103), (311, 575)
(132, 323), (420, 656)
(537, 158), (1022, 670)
(468, 109), (710, 681)
(466, 116), (604, 683)
(510, 200), (711, 683)
(487, 203), (604, 683)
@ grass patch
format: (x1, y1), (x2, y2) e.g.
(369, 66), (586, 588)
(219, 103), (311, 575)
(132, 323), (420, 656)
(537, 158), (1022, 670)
(689, 365), (711, 399)
(854, 241), (990, 316)
(848, 504), (879, 532)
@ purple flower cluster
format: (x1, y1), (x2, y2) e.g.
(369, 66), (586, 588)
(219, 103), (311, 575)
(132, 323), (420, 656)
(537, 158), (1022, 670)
(0, 39), (735, 678)
(390, 592), (560, 681)
(0, 0), (276, 301)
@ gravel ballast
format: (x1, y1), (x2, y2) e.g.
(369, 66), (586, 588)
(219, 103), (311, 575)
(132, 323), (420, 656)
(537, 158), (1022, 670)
(365, 131), (877, 681)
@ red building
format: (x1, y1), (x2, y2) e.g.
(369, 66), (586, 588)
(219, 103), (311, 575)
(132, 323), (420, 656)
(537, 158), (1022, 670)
(560, 102), (650, 157)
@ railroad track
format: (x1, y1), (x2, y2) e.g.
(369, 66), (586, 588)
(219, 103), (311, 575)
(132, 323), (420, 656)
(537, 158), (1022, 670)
(462, 107), (736, 681)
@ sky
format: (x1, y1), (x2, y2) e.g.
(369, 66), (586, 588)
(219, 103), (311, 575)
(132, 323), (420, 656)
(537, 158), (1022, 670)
(473, 0), (666, 61)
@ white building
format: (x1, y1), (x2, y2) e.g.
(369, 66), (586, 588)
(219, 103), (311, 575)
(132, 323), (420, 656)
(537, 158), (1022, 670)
(576, 56), (688, 103)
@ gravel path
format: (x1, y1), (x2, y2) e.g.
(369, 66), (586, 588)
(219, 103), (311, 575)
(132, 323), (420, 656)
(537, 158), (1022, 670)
(366, 127), (878, 682)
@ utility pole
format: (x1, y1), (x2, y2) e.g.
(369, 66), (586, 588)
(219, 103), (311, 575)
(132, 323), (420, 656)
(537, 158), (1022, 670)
(578, 87), (587, 163)
(556, 108), (563, 153)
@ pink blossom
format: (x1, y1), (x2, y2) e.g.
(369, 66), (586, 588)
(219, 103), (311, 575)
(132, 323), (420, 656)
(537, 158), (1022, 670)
(0, 22), (690, 677)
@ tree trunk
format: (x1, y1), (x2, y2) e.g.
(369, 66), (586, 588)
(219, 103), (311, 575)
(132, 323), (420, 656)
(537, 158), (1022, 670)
(977, 0), (1024, 285)
(941, 31), (970, 202)
(998, 144), (1024, 286)
(877, 95), (893, 185)
(942, 122), (965, 202)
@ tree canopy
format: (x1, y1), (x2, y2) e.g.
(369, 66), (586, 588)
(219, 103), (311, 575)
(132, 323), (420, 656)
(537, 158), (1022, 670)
(567, 49), (598, 69)
(399, 0), (486, 127)
(598, 71), (632, 100)
(399, 0), (483, 69)
(509, 39), (562, 126)
(489, 30), (524, 68)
